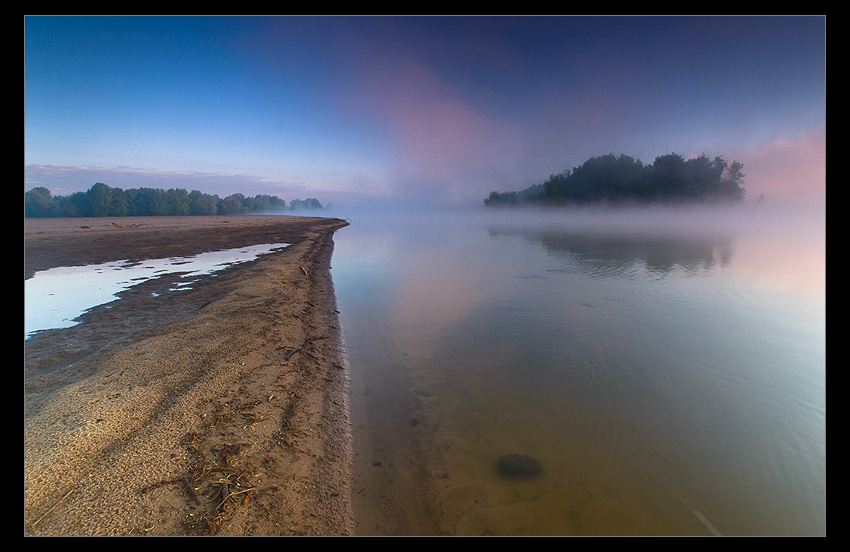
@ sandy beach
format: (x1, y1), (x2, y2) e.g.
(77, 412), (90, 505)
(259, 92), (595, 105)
(24, 215), (353, 536)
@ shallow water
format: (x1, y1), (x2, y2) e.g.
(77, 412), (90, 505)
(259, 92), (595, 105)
(24, 243), (289, 338)
(332, 205), (825, 536)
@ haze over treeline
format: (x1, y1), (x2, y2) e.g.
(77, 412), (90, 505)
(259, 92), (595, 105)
(484, 153), (746, 207)
(23, 182), (326, 218)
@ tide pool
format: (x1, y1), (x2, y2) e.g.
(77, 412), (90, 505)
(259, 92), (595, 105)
(24, 243), (288, 338)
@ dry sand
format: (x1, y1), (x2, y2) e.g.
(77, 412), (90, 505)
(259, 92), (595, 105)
(24, 215), (353, 536)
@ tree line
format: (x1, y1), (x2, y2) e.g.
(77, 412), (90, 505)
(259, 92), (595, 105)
(24, 183), (326, 218)
(484, 153), (746, 207)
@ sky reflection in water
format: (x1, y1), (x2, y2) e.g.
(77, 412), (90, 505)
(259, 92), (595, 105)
(333, 206), (825, 535)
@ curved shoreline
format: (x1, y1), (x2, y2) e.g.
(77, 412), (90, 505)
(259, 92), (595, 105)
(24, 215), (353, 536)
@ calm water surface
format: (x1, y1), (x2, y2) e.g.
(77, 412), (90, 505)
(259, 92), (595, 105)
(331, 206), (825, 536)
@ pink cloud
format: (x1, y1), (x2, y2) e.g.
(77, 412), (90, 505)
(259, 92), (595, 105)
(738, 129), (825, 208)
(356, 59), (519, 178)
(323, 33), (524, 203)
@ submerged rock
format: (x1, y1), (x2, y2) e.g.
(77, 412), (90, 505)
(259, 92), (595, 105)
(498, 454), (543, 477)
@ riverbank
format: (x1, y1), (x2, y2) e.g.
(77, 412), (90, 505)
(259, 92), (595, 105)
(24, 215), (353, 536)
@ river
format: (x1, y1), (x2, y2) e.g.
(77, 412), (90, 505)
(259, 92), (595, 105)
(331, 204), (825, 536)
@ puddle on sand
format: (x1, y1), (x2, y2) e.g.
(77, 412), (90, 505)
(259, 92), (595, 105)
(24, 243), (289, 339)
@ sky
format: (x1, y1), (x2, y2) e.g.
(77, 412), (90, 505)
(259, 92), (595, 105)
(24, 16), (826, 211)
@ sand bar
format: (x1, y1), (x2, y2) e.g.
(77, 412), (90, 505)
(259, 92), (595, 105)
(24, 215), (352, 536)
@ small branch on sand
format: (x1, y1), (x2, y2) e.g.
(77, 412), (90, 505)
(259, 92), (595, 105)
(283, 347), (302, 361)
(31, 489), (74, 529)
(217, 485), (256, 511)
(300, 266), (309, 277)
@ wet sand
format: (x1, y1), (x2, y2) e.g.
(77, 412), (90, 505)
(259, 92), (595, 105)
(24, 215), (353, 536)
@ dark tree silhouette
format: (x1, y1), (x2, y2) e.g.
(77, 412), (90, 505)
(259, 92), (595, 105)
(485, 152), (746, 207)
(24, 183), (325, 218)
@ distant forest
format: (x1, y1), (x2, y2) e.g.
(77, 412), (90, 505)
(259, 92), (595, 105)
(23, 183), (326, 218)
(484, 153), (746, 207)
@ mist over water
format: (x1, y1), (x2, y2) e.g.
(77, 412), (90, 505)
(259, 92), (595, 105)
(332, 202), (825, 535)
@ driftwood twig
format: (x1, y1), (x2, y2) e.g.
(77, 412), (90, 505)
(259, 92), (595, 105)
(283, 347), (302, 361)
(31, 489), (74, 529)
(216, 486), (256, 510)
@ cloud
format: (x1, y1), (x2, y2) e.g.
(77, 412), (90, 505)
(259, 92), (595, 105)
(336, 53), (522, 202)
(737, 129), (825, 208)
(23, 164), (311, 199)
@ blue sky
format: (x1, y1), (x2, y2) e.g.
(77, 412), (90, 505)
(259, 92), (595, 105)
(24, 16), (826, 209)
